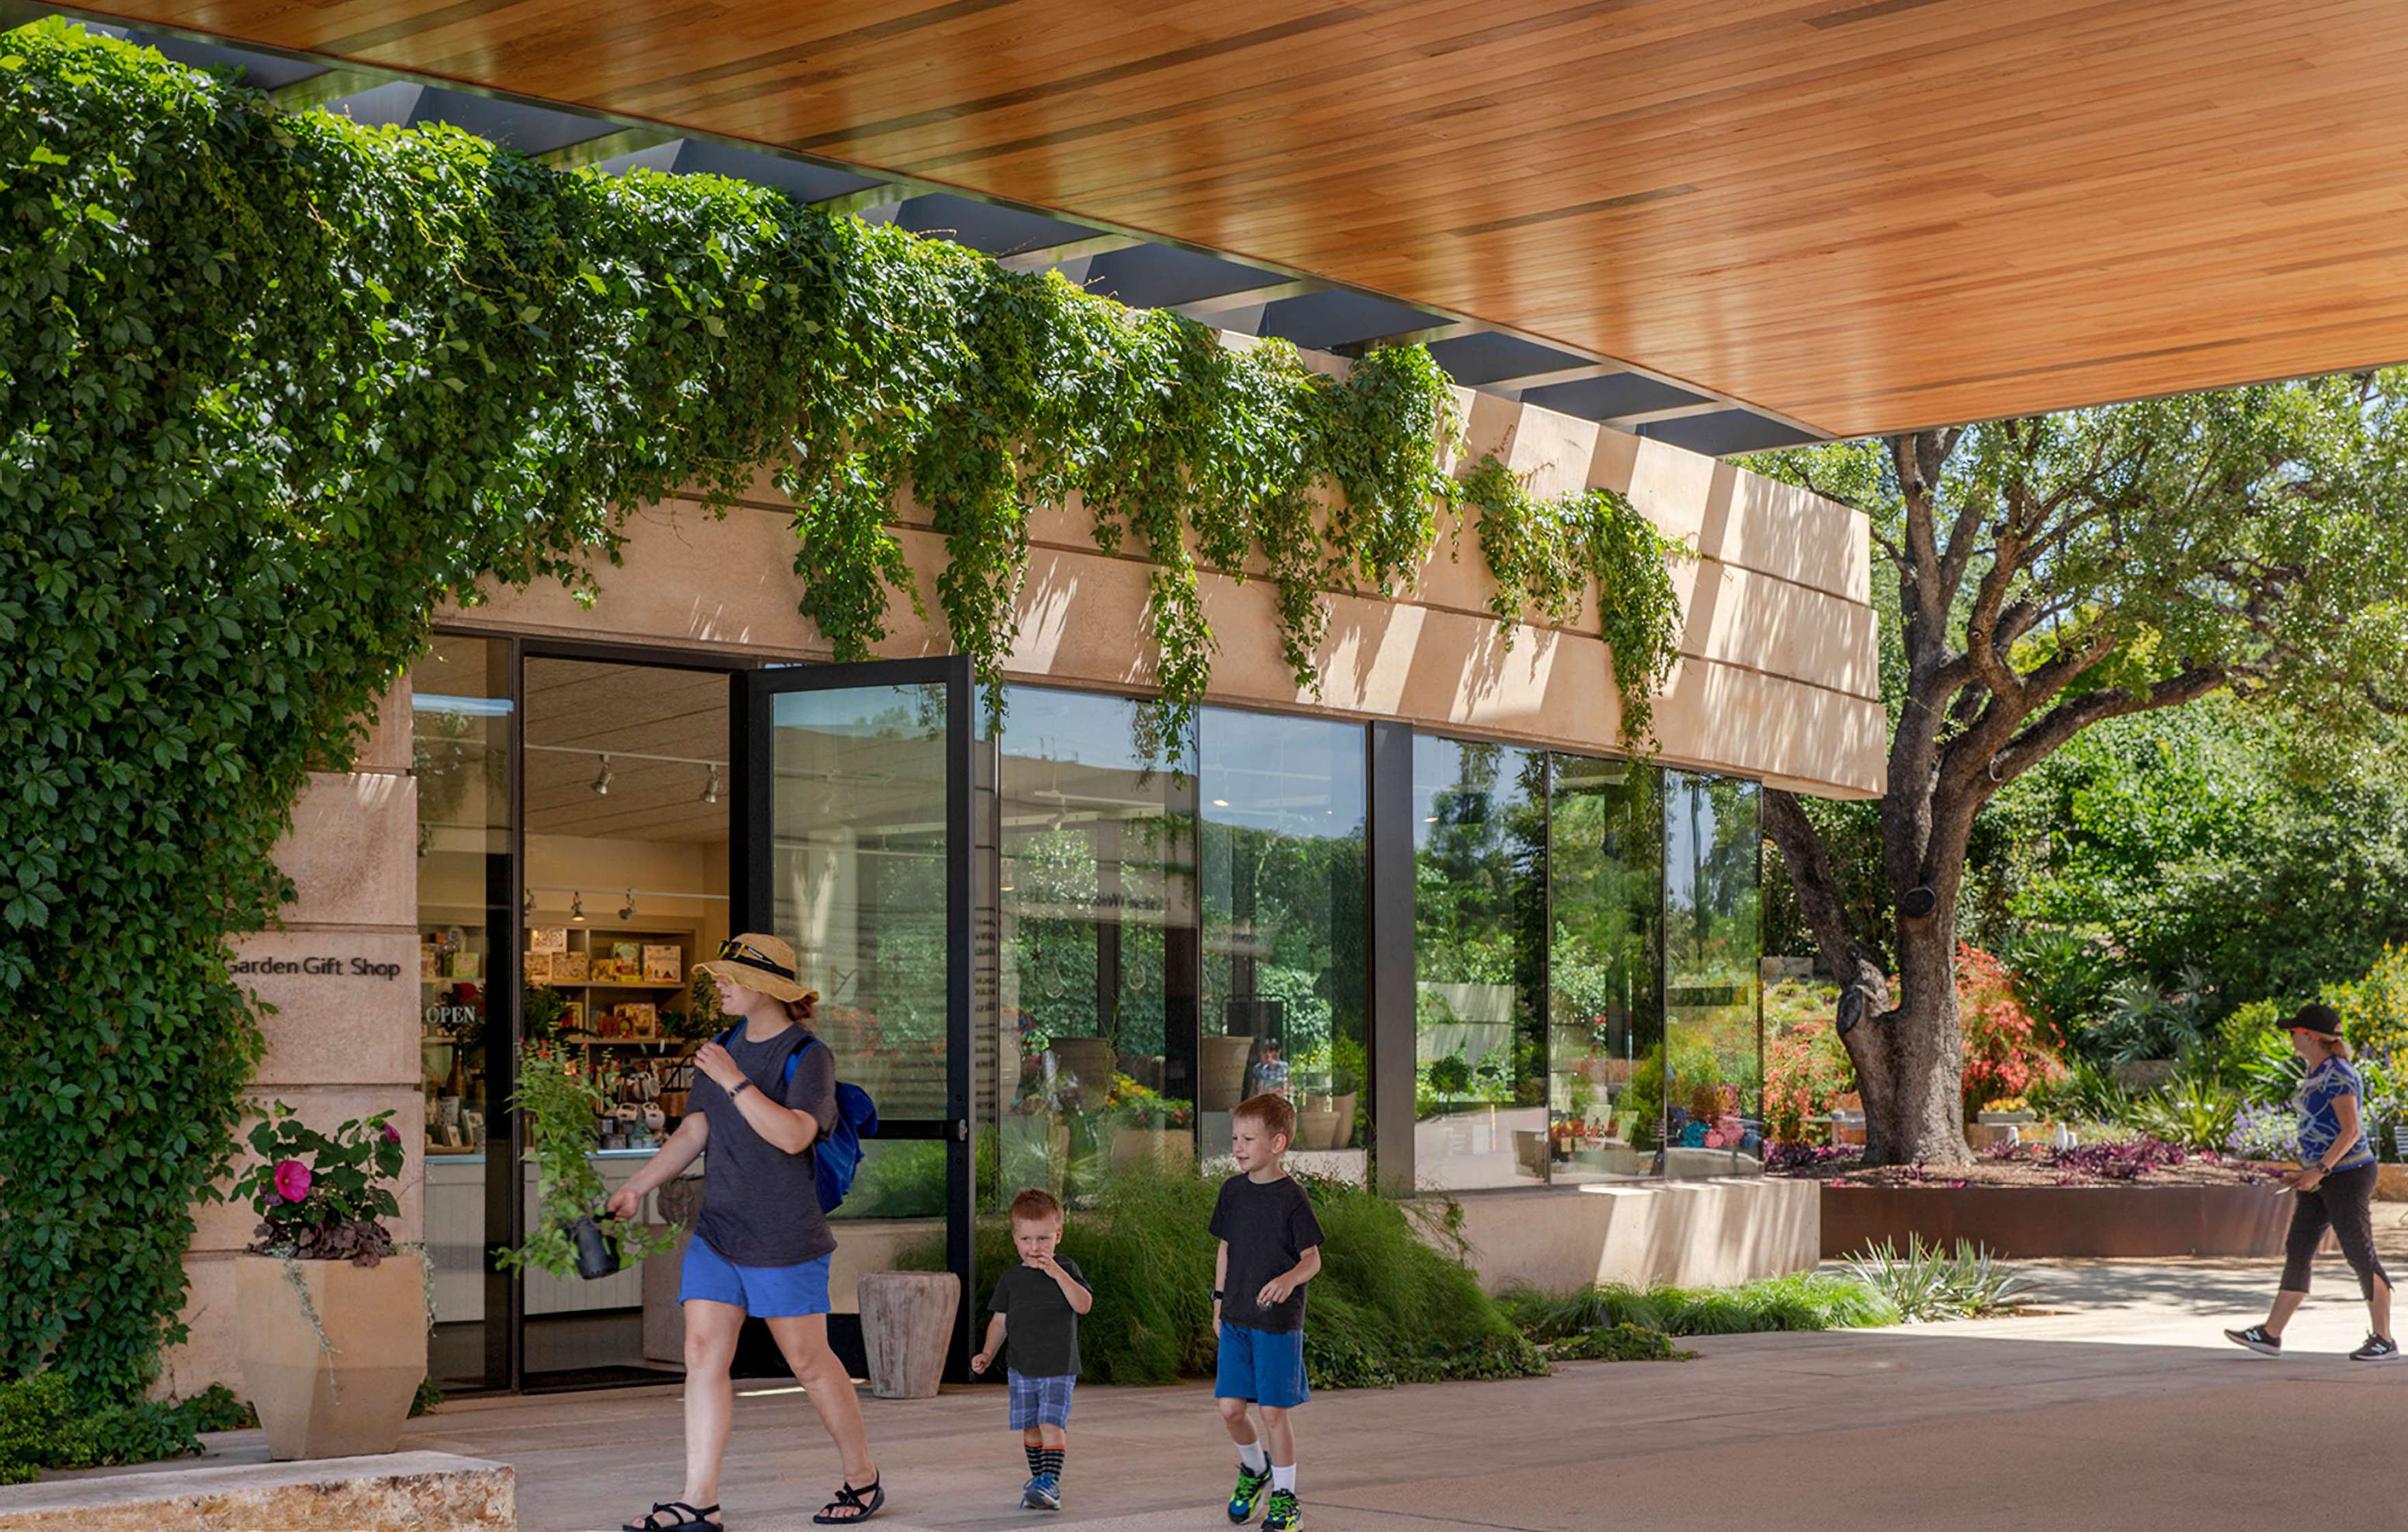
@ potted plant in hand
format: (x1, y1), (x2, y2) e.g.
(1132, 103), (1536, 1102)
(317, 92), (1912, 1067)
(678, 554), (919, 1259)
(499, 1046), (673, 1280)
(231, 1102), (423, 1460)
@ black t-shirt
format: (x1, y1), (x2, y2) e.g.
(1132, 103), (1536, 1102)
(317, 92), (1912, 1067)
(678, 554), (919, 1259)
(1209, 1173), (1324, 1333)
(987, 1254), (1090, 1377)
(690, 1024), (839, 1267)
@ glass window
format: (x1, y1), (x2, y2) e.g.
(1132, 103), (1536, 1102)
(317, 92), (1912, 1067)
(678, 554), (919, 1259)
(985, 687), (1196, 1210)
(1199, 710), (1367, 1183)
(1662, 771), (1764, 1176)
(1547, 754), (1661, 1183)
(1413, 737), (1549, 1189)
(411, 637), (512, 1390)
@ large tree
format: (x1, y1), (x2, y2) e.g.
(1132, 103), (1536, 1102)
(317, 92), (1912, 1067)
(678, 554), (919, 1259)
(1751, 378), (2408, 1164)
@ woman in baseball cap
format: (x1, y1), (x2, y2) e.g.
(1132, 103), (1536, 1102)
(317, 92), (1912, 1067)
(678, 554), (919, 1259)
(2225, 1002), (2397, 1362)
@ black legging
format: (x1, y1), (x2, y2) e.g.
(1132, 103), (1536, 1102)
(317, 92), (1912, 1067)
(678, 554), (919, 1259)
(2280, 1161), (2393, 1299)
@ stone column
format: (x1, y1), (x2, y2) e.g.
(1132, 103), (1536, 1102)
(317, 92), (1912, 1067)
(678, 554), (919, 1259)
(159, 678), (423, 1397)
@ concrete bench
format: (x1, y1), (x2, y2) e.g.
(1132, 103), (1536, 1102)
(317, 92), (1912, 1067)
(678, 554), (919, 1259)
(0, 1450), (511, 1531)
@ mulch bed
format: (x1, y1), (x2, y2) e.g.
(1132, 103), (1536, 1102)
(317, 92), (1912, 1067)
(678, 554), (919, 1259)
(1772, 1144), (2279, 1189)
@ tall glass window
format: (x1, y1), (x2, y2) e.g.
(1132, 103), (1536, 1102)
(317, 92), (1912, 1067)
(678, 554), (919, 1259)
(986, 688), (1197, 1210)
(1199, 710), (1368, 1182)
(1663, 771), (1764, 1176)
(1547, 754), (1661, 1182)
(1412, 738), (1549, 1189)
(410, 637), (512, 1390)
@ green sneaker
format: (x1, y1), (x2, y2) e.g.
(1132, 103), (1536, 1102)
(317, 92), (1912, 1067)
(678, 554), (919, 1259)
(1227, 1466), (1272, 1524)
(1263, 1488), (1302, 1531)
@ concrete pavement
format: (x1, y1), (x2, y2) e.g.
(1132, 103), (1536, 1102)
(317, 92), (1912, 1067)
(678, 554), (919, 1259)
(357, 1250), (2408, 1532)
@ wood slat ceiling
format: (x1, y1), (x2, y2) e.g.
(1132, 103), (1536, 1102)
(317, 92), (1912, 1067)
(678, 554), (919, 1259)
(66, 0), (2408, 437)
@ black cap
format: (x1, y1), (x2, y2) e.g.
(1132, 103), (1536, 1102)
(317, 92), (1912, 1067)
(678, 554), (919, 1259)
(2284, 1001), (2344, 1038)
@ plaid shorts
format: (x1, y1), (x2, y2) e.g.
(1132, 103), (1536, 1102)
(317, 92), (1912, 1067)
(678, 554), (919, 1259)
(1006, 1369), (1077, 1429)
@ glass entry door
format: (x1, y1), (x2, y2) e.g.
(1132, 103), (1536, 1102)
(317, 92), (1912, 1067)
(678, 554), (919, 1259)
(735, 657), (973, 1376)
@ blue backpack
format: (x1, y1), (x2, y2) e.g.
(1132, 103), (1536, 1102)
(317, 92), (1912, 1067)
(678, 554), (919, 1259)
(718, 1026), (878, 1213)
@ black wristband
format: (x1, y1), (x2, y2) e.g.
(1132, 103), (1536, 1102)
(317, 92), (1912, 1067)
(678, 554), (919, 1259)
(730, 1079), (754, 1099)
(1212, 1289), (1223, 1300)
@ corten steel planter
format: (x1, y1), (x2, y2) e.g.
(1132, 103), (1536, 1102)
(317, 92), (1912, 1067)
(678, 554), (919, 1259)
(236, 1253), (427, 1460)
(1820, 1183), (2294, 1260)
(1108, 1126), (1196, 1171)
(858, 1270), (960, 1399)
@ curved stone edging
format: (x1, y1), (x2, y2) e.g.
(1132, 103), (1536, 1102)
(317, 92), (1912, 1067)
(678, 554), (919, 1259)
(1819, 1181), (2294, 1259)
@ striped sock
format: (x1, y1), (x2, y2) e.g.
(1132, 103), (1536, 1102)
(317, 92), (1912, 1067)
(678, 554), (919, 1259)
(1025, 1444), (1045, 1478)
(1038, 1447), (1065, 1481)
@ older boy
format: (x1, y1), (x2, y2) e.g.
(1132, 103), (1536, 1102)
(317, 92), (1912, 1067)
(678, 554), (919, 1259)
(1212, 1093), (1324, 1531)
(971, 1187), (1093, 1511)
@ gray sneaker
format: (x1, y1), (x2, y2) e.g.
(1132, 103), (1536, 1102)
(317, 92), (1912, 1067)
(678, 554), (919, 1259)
(2224, 1325), (2281, 1357)
(2350, 1333), (2401, 1362)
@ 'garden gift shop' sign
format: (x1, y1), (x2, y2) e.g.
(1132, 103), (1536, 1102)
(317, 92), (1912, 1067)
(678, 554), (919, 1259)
(231, 953), (406, 981)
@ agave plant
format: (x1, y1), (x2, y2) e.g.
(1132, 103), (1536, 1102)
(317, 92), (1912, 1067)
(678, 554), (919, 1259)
(2123, 1074), (2242, 1150)
(1845, 1237), (2039, 1322)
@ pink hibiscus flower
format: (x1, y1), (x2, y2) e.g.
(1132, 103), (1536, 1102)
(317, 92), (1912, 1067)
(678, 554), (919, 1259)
(272, 1159), (313, 1203)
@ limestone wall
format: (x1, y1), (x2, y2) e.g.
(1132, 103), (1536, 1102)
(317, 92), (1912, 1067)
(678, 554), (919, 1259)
(447, 368), (1884, 800)
(161, 679), (424, 1397)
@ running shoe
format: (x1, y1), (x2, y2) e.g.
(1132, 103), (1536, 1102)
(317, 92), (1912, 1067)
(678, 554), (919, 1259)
(1021, 1475), (1056, 1510)
(2223, 1324), (2281, 1356)
(1227, 1466), (1272, 1524)
(1263, 1488), (1302, 1531)
(2350, 1333), (2401, 1362)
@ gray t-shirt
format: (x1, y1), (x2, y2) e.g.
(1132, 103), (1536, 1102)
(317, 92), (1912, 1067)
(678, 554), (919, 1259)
(690, 1024), (839, 1267)
(988, 1254), (1090, 1378)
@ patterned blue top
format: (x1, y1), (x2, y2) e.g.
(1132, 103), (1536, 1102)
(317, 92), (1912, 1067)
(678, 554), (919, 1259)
(2296, 1055), (2377, 1172)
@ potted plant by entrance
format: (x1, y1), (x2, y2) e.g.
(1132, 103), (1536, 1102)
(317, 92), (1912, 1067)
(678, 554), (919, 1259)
(232, 1103), (423, 1460)
(1104, 1075), (1196, 1169)
(498, 1046), (674, 1281)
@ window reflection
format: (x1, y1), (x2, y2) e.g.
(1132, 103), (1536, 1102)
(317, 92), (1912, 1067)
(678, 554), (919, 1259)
(1199, 710), (1367, 1184)
(1663, 771), (1764, 1176)
(1547, 755), (1662, 1182)
(1413, 739), (1548, 1189)
(986, 689), (1196, 1210)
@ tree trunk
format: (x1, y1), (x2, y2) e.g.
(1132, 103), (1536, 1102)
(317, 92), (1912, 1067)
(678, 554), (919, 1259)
(1849, 910), (1971, 1166)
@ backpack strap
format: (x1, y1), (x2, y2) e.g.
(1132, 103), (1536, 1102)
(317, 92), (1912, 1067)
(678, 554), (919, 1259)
(718, 1024), (816, 1094)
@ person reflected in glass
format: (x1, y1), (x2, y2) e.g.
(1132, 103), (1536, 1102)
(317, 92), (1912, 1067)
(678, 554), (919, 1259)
(610, 934), (885, 1530)
(2225, 1002), (2398, 1362)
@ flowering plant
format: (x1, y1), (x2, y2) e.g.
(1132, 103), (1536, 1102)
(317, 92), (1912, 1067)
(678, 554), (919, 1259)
(231, 1101), (405, 1264)
(1957, 945), (2067, 1107)
(2225, 1102), (2301, 1162)
(1103, 1072), (1193, 1129)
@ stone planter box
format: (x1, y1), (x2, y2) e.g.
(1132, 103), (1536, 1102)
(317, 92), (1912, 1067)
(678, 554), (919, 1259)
(236, 1253), (427, 1460)
(1820, 1182), (2294, 1260)
(1108, 1126), (1196, 1171)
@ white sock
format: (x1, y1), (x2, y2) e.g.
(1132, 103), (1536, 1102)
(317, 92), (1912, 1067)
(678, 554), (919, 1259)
(1238, 1441), (1267, 1474)
(1272, 1464), (1297, 1494)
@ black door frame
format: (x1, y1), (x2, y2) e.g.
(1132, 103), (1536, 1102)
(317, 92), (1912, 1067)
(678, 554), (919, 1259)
(733, 655), (978, 1381)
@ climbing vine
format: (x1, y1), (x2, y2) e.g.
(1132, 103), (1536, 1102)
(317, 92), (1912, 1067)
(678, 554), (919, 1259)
(0, 21), (1682, 1399)
(1456, 455), (1688, 748)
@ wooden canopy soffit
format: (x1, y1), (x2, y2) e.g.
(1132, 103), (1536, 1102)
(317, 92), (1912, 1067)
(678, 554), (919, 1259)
(54, 0), (2408, 439)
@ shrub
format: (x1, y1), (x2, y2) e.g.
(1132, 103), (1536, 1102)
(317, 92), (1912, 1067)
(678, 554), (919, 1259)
(2081, 969), (2218, 1066)
(0, 1375), (251, 1485)
(1957, 945), (2067, 1107)
(1496, 1271), (1898, 1339)
(2004, 927), (2119, 1052)
(1762, 981), (1855, 1141)
(2226, 1104), (2300, 1161)
(898, 1165), (1543, 1388)
(2122, 1077), (2241, 1150)
(1549, 1323), (1691, 1362)
(2322, 942), (2408, 1059)
(1844, 1237), (2037, 1321)
(2028, 1057), (2132, 1125)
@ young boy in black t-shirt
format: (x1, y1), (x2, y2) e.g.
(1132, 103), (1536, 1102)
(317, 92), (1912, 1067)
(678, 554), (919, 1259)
(971, 1187), (1093, 1511)
(1212, 1093), (1324, 1531)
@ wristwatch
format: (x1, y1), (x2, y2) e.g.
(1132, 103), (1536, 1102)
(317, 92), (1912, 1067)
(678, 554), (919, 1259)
(1211, 1289), (1223, 1301)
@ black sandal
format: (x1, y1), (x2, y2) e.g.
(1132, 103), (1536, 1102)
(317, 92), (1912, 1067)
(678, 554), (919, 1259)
(623, 1501), (719, 1532)
(813, 1479), (885, 1524)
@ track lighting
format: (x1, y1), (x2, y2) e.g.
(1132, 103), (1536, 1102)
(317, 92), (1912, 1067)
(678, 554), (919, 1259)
(619, 889), (636, 921)
(569, 890), (586, 924)
(701, 763), (720, 804)
(522, 887), (534, 919)
(591, 754), (614, 796)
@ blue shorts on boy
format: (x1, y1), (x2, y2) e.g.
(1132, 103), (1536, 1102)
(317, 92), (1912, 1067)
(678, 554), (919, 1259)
(1006, 1368), (1077, 1429)
(1215, 1320), (1310, 1408)
(677, 1238), (832, 1317)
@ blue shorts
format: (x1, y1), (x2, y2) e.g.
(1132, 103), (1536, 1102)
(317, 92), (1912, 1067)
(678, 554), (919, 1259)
(678, 1239), (833, 1318)
(1215, 1321), (1309, 1410)
(1007, 1369), (1076, 1430)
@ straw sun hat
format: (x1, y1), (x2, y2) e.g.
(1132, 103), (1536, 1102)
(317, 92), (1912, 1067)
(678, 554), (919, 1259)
(696, 933), (814, 1003)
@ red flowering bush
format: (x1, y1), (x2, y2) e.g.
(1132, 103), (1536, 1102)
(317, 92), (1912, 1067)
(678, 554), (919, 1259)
(1762, 981), (1857, 1141)
(1958, 944), (2066, 1109)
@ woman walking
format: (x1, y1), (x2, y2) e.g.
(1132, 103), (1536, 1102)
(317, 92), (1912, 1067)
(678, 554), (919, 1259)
(2226, 1001), (2398, 1362)
(611, 933), (885, 1530)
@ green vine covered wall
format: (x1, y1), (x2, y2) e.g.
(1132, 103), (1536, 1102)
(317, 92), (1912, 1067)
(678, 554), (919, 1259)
(0, 21), (1680, 1398)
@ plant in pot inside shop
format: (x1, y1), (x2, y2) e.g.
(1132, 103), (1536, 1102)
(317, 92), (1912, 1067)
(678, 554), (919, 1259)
(499, 1048), (676, 1280)
(228, 1103), (425, 1460)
